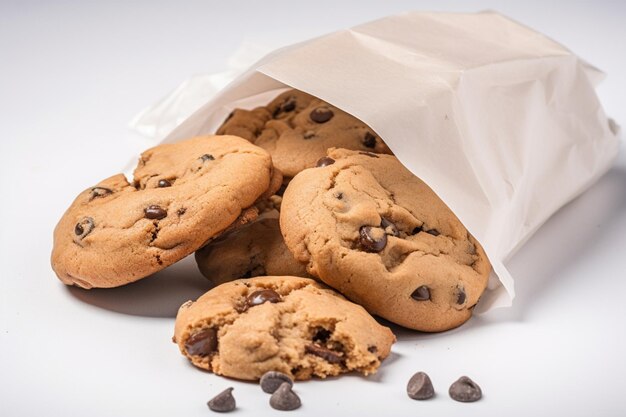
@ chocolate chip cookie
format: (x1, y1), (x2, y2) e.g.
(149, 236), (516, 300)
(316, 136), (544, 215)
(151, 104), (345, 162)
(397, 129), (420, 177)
(195, 215), (309, 286)
(280, 149), (491, 332)
(173, 276), (395, 380)
(217, 89), (392, 178)
(51, 135), (280, 289)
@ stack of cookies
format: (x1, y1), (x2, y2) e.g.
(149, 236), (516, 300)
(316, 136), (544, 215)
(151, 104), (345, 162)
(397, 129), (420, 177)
(51, 89), (491, 381)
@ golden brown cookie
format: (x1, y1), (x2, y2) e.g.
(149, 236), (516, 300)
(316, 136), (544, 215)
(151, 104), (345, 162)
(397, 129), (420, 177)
(173, 276), (395, 380)
(217, 89), (392, 178)
(280, 149), (491, 332)
(195, 215), (309, 286)
(51, 135), (279, 289)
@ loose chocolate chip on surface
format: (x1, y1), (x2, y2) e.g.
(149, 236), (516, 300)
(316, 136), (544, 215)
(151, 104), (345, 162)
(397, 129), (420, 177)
(407, 371), (435, 400)
(74, 217), (95, 239)
(310, 107), (334, 123)
(270, 382), (301, 411)
(363, 132), (377, 148)
(246, 289), (281, 308)
(89, 187), (112, 201)
(200, 154), (215, 162)
(207, 387), (236, 412)
(449, 376), (482, 402)
(316, 156), (335, 167)
(456, 287), (467, 305)
(260, 371), (294, 394)
(359, 226), (388, 252)
(185, 328), (217, 356)
(145, 205), (167, 220)
(426, 229), (440, 236)
(157, 179), (171, 188)
(411, 286), (431, 301)
(381, 217), (399, 237)
(305, 344), (343, 364)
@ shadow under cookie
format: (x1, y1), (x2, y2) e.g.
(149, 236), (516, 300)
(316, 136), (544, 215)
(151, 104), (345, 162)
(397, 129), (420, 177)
(66, 254), (211, 318)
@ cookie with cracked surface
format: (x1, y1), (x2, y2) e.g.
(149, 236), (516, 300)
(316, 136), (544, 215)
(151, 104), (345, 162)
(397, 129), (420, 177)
(51, 135), (278, 289)
(216, 89), (392, 178)
(173, 276), (395, 380)
(195, 215), (309, 286)
(280, 149), (491, 332)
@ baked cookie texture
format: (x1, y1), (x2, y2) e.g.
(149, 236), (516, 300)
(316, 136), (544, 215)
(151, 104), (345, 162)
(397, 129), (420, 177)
(173, 276), (395, 380)
(217, 89), (392, 178)
(280, 149), (491, 332)
(195, 215), (309, 286)
(51, 135), (279, 289)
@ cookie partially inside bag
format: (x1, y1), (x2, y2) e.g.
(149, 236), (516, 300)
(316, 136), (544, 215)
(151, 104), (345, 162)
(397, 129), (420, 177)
(173, 276), (396, 380)
(280, 148), (491, 332)
(217, 89), (392, 179)
(51, 135), (281, 289)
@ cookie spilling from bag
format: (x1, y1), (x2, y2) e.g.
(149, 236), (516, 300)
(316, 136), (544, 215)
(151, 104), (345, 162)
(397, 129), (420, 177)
(280, 149), (491, 332)
(217, 89), (393, 179)
(173, 276), (395, 380)
(51, 135), (281, 289)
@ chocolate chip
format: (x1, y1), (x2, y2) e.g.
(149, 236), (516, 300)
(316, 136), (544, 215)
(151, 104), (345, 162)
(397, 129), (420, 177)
(316, 156), (335, 167)
(367, 345), (378, 353)
(381, 217), (399, 237)
(411, 226), (423, 235)
(89, 187), (112, 201)
(177, 207), (186, 216)
(305, 343), (343, 364)
(363, 132), (377, 148)
(185, 328), (217, 356)
(270, 382), (301, 411)
(359, 151), (379, 158)
(312, 328), (331, 343)
(260, 371), (294, 394)
(246, 289), (281, 308)
(281, 99), (296, 113)
(456, 287), (466, 304)
(74, 217), (94, 239)
(411, 286), (431, 301)
(334, 192), (344, 200)
(359, 226), (387, 252)
(207, 387), (236, 412)
(157, 179), (171, 188)
(144, 205), (167, 220)
(426, 229), (440, 236)
(449, 376), (482, 402)
(200, 154), (215, 162)
(310, 107), (334, 123)
(407, 371), (435, 400)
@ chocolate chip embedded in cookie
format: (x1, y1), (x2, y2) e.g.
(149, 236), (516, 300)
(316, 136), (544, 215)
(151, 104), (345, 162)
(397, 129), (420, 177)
(173, 276), (396, 380)
(51, 135), (276, 289)
(280, 149), (492, 332)
(217, 89), (393, 178)
(195, 216), (309, 286)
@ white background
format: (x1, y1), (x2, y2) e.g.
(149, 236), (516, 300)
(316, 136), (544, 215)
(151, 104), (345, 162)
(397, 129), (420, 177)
(1, 1), (625, 416)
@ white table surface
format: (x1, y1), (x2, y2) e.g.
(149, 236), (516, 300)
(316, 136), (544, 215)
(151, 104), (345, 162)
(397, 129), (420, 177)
(1, 1), (625, 416)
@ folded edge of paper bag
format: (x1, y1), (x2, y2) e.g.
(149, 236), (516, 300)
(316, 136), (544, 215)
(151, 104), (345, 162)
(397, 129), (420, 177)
(162, 11), (620, 312)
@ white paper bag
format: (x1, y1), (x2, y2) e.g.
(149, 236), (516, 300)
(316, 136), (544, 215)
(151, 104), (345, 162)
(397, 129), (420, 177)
(134, 11), (620, 312)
